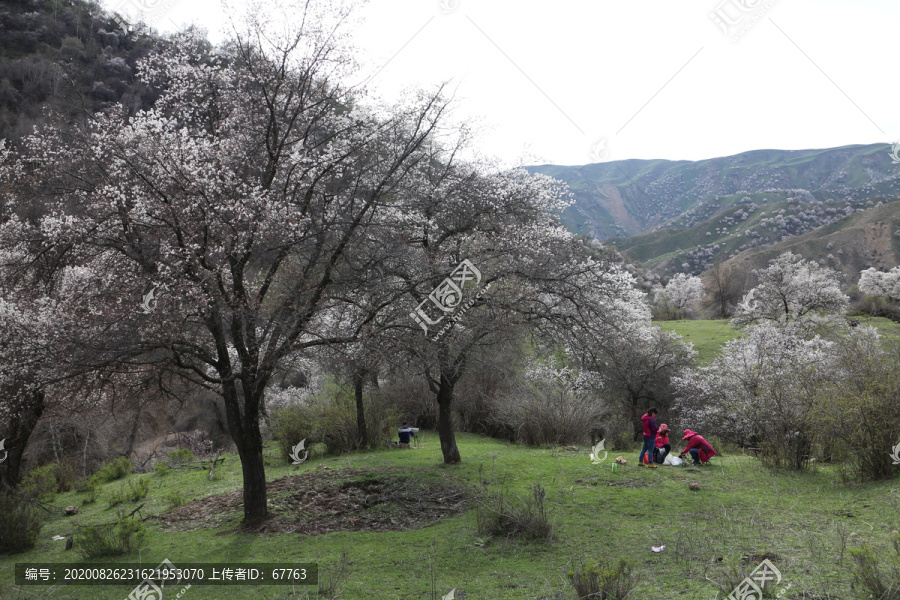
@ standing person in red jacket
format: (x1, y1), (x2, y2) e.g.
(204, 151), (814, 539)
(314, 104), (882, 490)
(639, 408), (659, 468)
(654, 423), (671, 464)
(679, 429), (718, 465)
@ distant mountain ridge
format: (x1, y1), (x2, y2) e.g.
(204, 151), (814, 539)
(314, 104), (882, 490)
(527, 144), (899, 240)
(527, 144), (900, 278)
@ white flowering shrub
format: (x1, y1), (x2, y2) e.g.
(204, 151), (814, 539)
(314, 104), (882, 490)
(490, 359), (604, 446)
(674, 321), (834, 469)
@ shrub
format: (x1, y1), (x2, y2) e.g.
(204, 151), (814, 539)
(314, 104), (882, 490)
(0, 491), (43, 554)
(96, 457), (133, 482)
(362, 391), (403, 449)
(567, 558), (636, 600)
(820, 334), (900, 482)
(476, 483), (554, 541)
(127, 477), (149, 501)
(492, 383), (603, 447)
(82, 486), (98, 505)
(707, 558), (757, 599)
(106, 486), (126, 507)
(75, 473), (100, 492)
(270, 388), (399, 458)
(271, 404), (314, 461)
(453, 367), (517, 437)
(107, 477), (148, 508)
(490, 359), (604, 447)
(166, 448), (194, 464)
(314, 394), (363, 455)
(849, 544), (900, 600)
(20, 464), (60, 500)
(318, 549), (351, 600)
(53, 461), (77, 492)
(77, 513), (146, 558)
(76, 473), (100, 504)
(165, 490), (186, 508)
(597, 414), (634, 452)
(154, 463), (169, 476)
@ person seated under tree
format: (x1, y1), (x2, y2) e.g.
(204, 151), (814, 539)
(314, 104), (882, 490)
(398, 422), (419, 449)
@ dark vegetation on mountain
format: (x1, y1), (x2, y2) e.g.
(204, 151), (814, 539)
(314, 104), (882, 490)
(0, 0), (160, 144)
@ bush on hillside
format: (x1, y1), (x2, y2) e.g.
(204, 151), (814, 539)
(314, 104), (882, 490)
(77, 513), (146, 558)
(567, 558), (636, 600)
(476, 483), (554, 541)
(270, 387), (399, 457)
(19, 460), (78, 500)
(0, 491), (43, 554)
(96, 457), (133, 482)
(490, 361), (603, 446)
(20, 463), (60, 501)
(820, 332), (900, 482)
(849, 543), (900, 600)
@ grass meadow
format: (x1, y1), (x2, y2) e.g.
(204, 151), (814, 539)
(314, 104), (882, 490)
(2, 434), (900, 599)
(2, 319), (900, 599)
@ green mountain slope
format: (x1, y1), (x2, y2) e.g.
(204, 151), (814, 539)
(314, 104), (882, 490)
(527, 144), (900, 242)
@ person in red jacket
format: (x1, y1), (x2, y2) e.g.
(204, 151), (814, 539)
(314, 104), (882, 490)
(653, 423), (671, 464)
(679, 429), (718, 465)
(639, 408), (659, 468)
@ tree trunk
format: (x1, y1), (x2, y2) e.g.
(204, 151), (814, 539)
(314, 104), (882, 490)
(221, 381), (267, 525)
(354, 373), (367, 449)
(236, 438), (267, 525)
(1, 391), (44, 490)
(436, 375), (460, 464)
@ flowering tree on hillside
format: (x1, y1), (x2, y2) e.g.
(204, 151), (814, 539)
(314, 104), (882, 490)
(858, 266), (900, 300)
(0, 217), (159, 488)
(569, 319), (696, 438)
(654, 273), (704, 319)
(4, 21), (449, 523)
(732, 252), (847, 331)
(388, 155), (649, 463)
(704, 260), (741, 318)
(664, 273), (704, 314)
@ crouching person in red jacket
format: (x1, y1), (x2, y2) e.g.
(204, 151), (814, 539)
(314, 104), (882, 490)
(679, 429), (717, 466)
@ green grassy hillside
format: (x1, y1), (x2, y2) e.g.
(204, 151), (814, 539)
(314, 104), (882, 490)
(2, 429), (899, 599)
(658, 317), (900, 363)
(656, 319), (743, 363)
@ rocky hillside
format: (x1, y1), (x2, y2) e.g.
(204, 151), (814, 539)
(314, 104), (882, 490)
(712, 201), (900, 291)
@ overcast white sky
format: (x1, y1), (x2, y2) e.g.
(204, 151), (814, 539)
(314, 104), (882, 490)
(103, 0), (900, 167)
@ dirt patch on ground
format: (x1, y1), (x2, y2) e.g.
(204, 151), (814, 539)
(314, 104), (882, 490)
(155, 467), (468, 535)
(574, 477), (652, 489)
